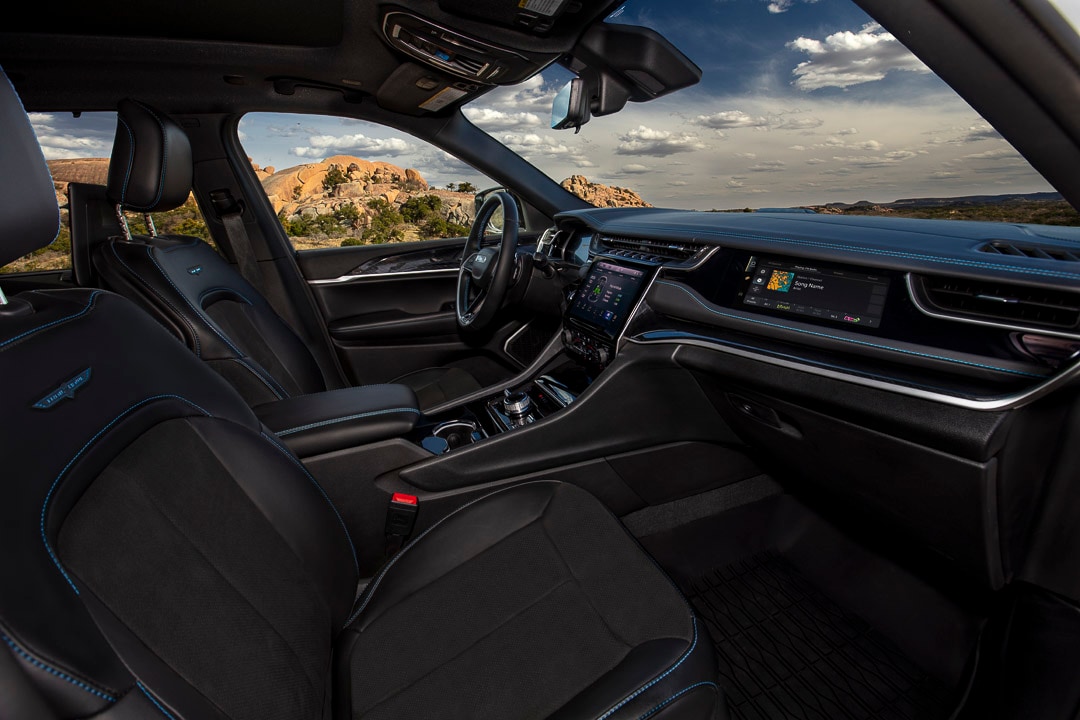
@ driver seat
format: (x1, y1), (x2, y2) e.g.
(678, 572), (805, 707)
(89, 99), (482, 410)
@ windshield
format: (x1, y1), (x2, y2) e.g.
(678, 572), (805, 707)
(464, 0), (1063, 213)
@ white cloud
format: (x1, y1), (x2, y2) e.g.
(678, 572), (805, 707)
(463, 108), (541, 130)
(765, 0), (818, 13)
(805, 158), (827, 165)
(837, 127), (859, 135)
(748, 160), (787, 172)
(620, 164), (652, 174)
(616, 125), (708, 156)
(694, 110), (768, 129)
(292, 133), (411, 158)
(30, 113), (114, 159)
(787, 22), (931, 90)
(691, 110), (822, 131)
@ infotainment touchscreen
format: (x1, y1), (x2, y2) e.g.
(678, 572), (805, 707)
(742, 256), (890, 328)
(567, 260), (649, 337)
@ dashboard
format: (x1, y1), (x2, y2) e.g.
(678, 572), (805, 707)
(550, 207), (1080, 410)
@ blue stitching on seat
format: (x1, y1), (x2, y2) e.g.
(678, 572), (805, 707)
(260, 432), (359, 574)
(137, 681), (177, 719)
(0, 291), (101, 350)
(145, 246), (245, 356)
(109, 243), (202, 358)
(655, 280), (1045, 378)
(2, 632), (117, 703)
(597, 618), (700, 720)
(234, 358), (287, 400)
(277, 407), (421, 436)
(41, 395), (212, 594)
(636, 681), (718, 720)
(575, 213), (1080, 280)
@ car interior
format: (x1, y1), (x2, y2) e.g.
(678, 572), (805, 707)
(2, 0), (1080, 718)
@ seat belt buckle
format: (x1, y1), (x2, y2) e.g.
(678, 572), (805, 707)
(384, 493), (418, 556)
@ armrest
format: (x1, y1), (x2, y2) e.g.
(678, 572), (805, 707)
(256, 384), (421, 457)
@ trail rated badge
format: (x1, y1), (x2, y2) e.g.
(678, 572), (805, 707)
(33, 368), (92, 410)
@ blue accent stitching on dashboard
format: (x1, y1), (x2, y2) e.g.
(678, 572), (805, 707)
(110, 243), (202, 358)
(598, 618), (701, 720)
(277, 407), (421, 436)
(581, 216), (1080, 280)
(655, 280), (1044, 378)
(0, 291), (101, 351)
(260, 432), (359, 574)
(42, 395), (212, 594)
(2, 632), (117, 703)
(146, 246), (245, 357)
(137, 681), (177, 719)
(636, 681), (718, 720)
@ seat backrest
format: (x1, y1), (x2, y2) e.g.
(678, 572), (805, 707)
(1, 71), (358, 719)
(90, 99), (330, 405)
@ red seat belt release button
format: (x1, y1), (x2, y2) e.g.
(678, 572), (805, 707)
(386, 493), (419, 539)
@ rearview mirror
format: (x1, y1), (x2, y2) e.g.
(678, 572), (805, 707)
(551, 78), (591, 132)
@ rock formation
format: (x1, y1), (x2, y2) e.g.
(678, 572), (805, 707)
(560, 175), (651, 208)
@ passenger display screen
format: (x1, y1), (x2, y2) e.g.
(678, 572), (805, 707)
(567, 260), (649, 337)
(742, 256), (890, 328)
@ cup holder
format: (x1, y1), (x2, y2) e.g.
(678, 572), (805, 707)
(420, 419), (481, 455)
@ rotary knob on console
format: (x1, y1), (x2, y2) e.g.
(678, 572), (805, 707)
(502, 388), (532, 420)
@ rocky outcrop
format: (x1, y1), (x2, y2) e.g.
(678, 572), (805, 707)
(560, 175), (651, 208)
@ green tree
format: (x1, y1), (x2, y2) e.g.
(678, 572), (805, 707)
(322, 165), (349, 192)
(400, 195), (442, 223)
(456, 181), (476, 193)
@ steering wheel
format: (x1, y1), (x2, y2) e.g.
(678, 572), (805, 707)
(456, 191), (519, 330)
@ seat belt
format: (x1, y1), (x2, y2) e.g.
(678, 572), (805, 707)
(209, 189), (264, 293)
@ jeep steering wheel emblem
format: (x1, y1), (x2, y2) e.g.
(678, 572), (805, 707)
(32, 368), (92, 410)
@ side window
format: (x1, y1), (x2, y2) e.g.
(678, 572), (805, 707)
(239, 113), (495, 251)
(2, 110), (213, 276)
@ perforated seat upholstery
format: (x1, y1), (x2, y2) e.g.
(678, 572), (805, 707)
(88, 99), (481, 410)
(0, 71), (721, 719)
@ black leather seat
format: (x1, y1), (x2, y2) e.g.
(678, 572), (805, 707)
(88, 98), (481, 411)
(0, 71), (720, 719)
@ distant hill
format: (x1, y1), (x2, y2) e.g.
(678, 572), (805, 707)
(805, 191), (1080, 226)
(818, 191), (1064, 211)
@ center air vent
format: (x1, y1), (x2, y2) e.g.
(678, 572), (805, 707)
(913, 275), (1080, 332)
(597, 235), (707, 263)
(978, 241), (1080, 262)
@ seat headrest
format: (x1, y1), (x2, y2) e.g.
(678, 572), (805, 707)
(106, 99), (193, 213)
(0, 69), (60, 268)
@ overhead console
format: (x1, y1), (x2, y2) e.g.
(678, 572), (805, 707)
(381, 11), (555, 85)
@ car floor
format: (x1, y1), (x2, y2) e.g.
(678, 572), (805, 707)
(628, 480), (987, 720)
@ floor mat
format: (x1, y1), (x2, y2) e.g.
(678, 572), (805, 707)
(685, 550), (957, 720)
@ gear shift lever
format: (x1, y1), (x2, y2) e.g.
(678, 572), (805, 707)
(502, 387), (532, 423)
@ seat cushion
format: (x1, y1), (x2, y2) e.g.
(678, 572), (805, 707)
(393, 365), (483, 411)
(337, 481), (719, 720)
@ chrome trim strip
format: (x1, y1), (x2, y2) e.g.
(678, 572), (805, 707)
(308, 268), (459, 285)
(905, 273), (1080, 340)
(615, 246), (721, 353)
(627, 333), (1080, 411)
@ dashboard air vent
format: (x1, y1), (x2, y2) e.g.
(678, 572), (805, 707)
(978, 241), (1079, 262)
(597, 235), (707, 263)
(917, 275), (1080, 331)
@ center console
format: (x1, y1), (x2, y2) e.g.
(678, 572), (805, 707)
(412, 256), (655, 455)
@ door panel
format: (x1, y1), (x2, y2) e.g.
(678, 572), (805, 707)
(298, 238), (536, 387)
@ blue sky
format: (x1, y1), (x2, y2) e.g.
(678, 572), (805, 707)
(30, 0), (1078, 209)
